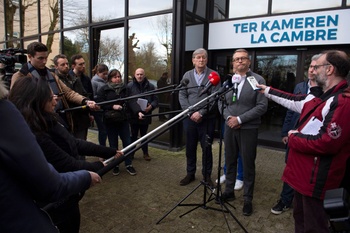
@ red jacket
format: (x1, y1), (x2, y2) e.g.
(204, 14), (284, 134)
(266, 80), (350, 199)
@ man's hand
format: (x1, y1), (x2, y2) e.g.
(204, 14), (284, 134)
(86, 100), (100, 110)
(144, 104), (152, 113)
(282, 136), (288, 145)
(115, 150), (124, 159)
(190, 111), (202, 123)
(227, 116), (240, 129)
(256, 84), (267, 94)
(89, 171), (102, 187)
(288, 130), (299, 137)
(138, 112), (145, 120)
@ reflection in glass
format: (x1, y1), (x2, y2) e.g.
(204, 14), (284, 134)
(272, 0), (342, 13)
(186, 0), (206, 19)
(63, 0), (88, 28)
(213, 0), (228, 20)
(41, 0), (61, 34)
(63, 29), (90, 74)
(92, 0), (124, 22)
(128, 14), (173, 144)
(41, 32), (60, 67)
(129, 0), (172, 16)
(97, 28), (124, 77)
(229, 0), (268, 18)
(128, 14), (172, 80)
(255, 54), (297, 145)
(2, 1), (20, 48)
(23, 1), (38, 37)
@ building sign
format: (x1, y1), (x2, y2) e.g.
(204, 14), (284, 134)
(209, 9), (350, 49)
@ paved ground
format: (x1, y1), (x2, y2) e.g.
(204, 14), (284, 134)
(79, 129), (294, 233)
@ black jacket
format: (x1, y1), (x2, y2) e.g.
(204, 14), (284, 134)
(126, 77), (158, 124)
(96, 82), (129, 124)
(35, 117), (116, 172)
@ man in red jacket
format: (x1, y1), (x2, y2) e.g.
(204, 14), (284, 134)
(257, 50), (350, 233)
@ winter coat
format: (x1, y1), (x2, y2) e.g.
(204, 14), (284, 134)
(126, 77), (158, 124)
(0, 100), (90, 233)
(264, 80), (350, 199)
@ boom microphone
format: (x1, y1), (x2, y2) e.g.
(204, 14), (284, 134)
(232, 74), (242, 102)
(176, 78), (189, 89)
(199, 72), (220, 97)
(217, 74), (233, 94)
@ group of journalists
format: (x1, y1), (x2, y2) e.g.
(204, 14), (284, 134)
(1, 42), (350, 233)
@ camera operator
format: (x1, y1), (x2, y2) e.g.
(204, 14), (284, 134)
(10, 42), (99, 132)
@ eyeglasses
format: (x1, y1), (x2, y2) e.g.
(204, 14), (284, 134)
(312, 64), (331, 70)
(233, 57), (249, 62)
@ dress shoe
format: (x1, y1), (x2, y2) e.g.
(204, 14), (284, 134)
(180, 174), (195, 186)
(143, 153), (151, 161)
(221, 192), (236, 202)
(234, 180), (244, 191)
(203, 176), (214, 188)
(243, 201), (253, 216)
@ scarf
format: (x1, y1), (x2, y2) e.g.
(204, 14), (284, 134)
(108, 82), (124, 95)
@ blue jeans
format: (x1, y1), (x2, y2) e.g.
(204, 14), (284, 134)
(106, 121), (132, 166)
(221, 121), (243, 181)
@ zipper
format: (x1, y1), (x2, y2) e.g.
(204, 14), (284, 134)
(310, 157), (318, 184)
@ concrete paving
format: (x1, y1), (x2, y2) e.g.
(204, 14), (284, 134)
(79, 129), (294, 233)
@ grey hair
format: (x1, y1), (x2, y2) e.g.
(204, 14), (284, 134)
(311, 54), (321, 61)
(192, 48), (207, 58)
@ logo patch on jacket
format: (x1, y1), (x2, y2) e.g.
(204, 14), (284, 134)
(327, 122), (342, 139)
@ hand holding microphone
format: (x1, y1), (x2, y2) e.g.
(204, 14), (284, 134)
(199, 72), (220, 97)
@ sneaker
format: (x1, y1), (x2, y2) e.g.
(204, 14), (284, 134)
(112, 166), (120, 176)
(271, 199), (290, 215)
(243, 201), (253, 216)
(126, 165), (136, 176)
(234, 180), (244, 191)
(215, 174), (226, 184)
(143, 153), (151, 161)
(180, 174), (195, 186)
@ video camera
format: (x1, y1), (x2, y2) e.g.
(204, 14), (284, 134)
(0, 48), (27, 89)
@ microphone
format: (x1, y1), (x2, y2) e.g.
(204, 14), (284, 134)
(199, 72), (221, 97)
(172, 78), (189, 94)
(217, 74), (233, 95)
(176, 78), (189, 89)
(232, 74), (242, 102)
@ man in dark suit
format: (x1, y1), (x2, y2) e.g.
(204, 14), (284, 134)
(219, 48), (268, 216)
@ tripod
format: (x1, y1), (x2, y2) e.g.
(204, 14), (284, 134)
(156, 86), (248, 233)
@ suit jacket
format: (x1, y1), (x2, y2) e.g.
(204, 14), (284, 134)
(179, 67), (220, 118)
(219, 71), (268, 129)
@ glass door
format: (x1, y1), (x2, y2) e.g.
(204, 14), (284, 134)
(254, 53), (298, 148)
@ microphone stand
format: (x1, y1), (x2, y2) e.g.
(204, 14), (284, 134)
(156, 86), (248, 233)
